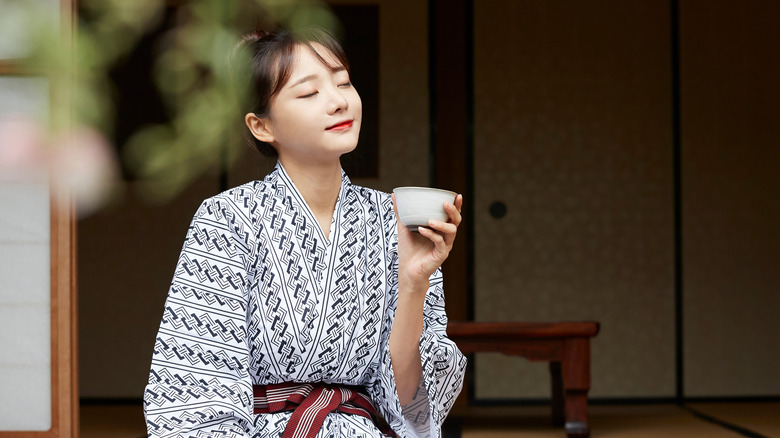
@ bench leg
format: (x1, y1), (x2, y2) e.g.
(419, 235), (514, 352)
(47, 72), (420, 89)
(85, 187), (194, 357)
(564, 390), (589, 437)
(550, 361), (564, 427)
(562, 338), (591, 438)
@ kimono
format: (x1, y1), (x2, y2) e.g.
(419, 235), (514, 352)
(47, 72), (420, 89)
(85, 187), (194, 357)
(144, 162), (466, 437)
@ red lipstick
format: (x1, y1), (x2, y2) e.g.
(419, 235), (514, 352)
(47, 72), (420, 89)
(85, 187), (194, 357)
(326, 120), (353, 131)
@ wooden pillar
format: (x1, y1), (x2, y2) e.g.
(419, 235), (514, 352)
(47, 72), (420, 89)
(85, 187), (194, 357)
(431, 0), (472, 415)
(431, 0), (471, 323)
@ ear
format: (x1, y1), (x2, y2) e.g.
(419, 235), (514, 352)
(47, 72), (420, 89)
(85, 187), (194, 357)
(245, 113), (275, 144)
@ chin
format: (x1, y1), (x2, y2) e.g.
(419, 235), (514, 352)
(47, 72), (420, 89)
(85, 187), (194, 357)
(336, 136), (360, 155)
(319, 143), (358, 163)
(344, 141), (359, 154)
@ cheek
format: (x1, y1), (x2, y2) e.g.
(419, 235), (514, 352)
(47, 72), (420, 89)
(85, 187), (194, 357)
(352, 92), (363, 117)
(270, 105), (305, 134)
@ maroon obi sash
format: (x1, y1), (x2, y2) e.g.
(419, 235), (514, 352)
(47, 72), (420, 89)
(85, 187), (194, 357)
(253, 382), (397, 438)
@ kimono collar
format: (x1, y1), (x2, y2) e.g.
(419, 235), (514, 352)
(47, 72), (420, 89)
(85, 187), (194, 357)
(271, 161), (352, 242)
(271, 161), (351, 195)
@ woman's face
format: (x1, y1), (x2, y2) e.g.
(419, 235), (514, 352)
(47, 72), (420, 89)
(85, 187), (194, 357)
(263, 43), (362, 166)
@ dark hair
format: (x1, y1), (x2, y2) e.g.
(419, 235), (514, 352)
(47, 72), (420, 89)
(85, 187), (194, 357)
(231, 27), (351, 157)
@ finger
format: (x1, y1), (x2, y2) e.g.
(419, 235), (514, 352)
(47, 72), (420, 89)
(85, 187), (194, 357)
(427, 219), (457, 236)
(418, 225), (448, 255)
(429, 219), (458, 247)
(454, 194), (463, 213)
(444, 200), (462, 226)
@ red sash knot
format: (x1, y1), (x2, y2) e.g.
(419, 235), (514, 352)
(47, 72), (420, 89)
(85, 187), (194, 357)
(253, 382), (398, 438)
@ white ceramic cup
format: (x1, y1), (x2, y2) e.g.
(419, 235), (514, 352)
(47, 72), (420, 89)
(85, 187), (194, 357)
(392, 186), (457, 231)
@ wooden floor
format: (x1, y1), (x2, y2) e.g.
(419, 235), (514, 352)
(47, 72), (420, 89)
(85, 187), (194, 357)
(80, 402), (779, 438)
(450, 402), (779, 437)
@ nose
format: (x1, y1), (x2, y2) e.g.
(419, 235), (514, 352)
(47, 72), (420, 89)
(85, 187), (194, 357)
(327, 87), (349, 114)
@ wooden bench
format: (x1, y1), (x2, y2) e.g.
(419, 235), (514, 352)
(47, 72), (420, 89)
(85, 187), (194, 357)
(446, 321), (600, 438)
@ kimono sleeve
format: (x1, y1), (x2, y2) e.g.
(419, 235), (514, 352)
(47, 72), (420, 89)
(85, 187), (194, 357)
(406, 268), (467, 437)
(144, 197), (255, 437)
(370, 212), (467, 438)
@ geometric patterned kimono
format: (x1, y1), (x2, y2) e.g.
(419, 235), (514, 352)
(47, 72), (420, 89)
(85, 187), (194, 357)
(144, 162), (466, 437)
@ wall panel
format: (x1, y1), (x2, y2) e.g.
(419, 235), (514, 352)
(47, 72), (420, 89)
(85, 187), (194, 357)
(680, 0), (780, 397)
(472, 0), (674, 398)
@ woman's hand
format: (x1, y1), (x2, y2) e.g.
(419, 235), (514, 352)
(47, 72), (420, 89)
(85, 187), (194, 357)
(391, 193), (463, 291)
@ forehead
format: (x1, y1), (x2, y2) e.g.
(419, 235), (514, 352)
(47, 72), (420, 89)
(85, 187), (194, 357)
(288, 43), (345, 76)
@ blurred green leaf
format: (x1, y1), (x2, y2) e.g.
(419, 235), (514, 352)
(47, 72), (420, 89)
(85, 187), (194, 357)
(9, 0), (342, 204)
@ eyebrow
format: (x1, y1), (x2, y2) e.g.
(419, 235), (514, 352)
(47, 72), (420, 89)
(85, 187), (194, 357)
(289, 67), (347, 88)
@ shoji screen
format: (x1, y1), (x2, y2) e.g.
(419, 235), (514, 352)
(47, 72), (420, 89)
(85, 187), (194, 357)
(0, 0), (78, 436)
(0, 77), (53, 430)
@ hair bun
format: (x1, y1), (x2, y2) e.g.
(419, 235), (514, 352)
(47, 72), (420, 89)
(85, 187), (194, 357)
(242, 29), (270, 43)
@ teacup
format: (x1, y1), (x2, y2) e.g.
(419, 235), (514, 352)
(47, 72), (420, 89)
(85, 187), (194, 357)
(392, 186), (457, 231)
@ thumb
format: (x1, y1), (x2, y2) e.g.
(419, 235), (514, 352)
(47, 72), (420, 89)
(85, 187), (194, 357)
(391, 193), (409, 232)
(391, 193), (401, 222)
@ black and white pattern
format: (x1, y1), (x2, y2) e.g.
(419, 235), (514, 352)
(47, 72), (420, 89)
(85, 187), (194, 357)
(144, 163), (466, 437)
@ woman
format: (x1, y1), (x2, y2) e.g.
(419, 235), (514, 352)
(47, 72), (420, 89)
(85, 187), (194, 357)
(143, 27), (466, 438)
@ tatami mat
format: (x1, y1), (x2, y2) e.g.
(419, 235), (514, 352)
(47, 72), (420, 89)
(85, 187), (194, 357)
(457, 404), (740, 438)
(688, 402), (780, 438)
(80, 402), (778, 438)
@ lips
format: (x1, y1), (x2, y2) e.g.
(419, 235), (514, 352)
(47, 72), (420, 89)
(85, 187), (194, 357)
(326, 120), (353, 131)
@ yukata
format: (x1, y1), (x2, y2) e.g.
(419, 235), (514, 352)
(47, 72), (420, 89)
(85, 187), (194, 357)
(144, 162), (467, 438)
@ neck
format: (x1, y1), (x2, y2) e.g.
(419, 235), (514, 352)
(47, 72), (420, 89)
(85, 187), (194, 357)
(278, 156), (343, 217)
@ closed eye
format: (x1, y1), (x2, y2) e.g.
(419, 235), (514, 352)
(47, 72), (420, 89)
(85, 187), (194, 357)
(338, 81), (352, 88)
(299, 91), (318, 99)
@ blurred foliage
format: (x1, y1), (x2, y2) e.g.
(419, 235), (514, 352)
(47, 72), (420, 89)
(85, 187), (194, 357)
(5, 0), (339, 203)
